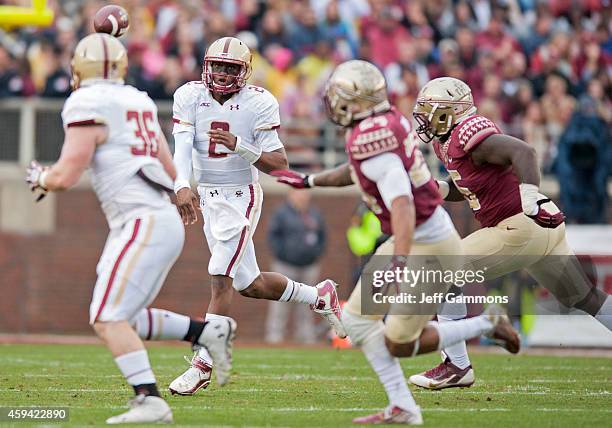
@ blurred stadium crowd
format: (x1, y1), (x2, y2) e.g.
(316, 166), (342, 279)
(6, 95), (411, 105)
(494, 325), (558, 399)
(0, 0), (610, 221)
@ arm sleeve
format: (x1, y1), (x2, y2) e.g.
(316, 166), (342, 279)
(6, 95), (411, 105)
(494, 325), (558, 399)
(61, 90), (107, 129)
(173, 131), (194, 192)
(172, 84), (196, 135)
(360, 153), (413, 210)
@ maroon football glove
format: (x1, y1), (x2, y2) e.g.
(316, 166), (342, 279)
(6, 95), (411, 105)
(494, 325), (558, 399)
(270, 169), (311, 189)
(527, 198), (566, 228)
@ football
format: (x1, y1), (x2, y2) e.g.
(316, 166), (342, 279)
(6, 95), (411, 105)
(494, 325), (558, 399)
(93, 5), (129, 37)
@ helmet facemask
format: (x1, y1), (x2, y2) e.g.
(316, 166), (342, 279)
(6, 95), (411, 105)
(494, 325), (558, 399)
(324, 82), (353, 127)
(413, 102), (457, 143)
(203, 59), (249, 94)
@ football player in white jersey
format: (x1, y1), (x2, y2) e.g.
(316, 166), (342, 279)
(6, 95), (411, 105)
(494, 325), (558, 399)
(165, 36), (345, 395)
(25, 33), (233, 424)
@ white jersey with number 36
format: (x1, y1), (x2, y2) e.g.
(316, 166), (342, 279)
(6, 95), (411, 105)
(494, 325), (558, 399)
(61, 82), (172, 229)
(172, 82), (283, 186)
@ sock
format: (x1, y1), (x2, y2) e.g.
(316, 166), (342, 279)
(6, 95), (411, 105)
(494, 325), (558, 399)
(184, 319), (206, 344)
(362, 326), (418, 412)
(595, 295), (612, 332)
(115, 350), (156, 392)
(342, 312), (417, 412)
(132, 383), (160, 397)
(432, 315), (494, 350)
(438, 298), (471, 369)
(278, 279), (318, 305)
(133, 308), (191, 341)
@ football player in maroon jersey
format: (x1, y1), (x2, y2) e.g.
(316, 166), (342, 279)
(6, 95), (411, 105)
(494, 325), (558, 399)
(405, 77), (612, 390)
(273, 61), (521, 425)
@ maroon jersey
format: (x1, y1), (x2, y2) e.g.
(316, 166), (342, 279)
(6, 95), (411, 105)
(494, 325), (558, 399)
(346, 108), (441, 235)
(432, 114), (522, 227)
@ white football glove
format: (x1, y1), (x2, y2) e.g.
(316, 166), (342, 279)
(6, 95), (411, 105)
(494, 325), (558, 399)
(25, 160), (48, 202)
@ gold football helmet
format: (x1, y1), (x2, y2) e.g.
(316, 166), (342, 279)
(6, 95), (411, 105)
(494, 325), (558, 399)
(71, 33), (127, 90)
(324, 60), (391, 127)
(413, 77), (477, 143)
(203, 37), (252, 94)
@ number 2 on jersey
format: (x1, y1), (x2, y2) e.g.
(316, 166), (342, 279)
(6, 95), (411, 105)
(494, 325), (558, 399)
(209, 121), (229, 158)
(127, 110), (158, 158)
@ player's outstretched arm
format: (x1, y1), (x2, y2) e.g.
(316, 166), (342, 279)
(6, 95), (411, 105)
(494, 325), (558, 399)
(26, 125), (105, 197)
(271, 162), (354, 189)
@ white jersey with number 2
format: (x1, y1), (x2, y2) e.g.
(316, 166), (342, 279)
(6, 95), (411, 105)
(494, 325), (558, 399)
(172, 82), (283, 187)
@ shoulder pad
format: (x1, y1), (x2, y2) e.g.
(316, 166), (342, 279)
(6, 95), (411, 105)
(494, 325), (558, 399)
(348, 127), (400, 161)
(453, 115), (501, 153)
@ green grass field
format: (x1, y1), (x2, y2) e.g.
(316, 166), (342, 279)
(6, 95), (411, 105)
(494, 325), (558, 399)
(0, 343), (610, 427)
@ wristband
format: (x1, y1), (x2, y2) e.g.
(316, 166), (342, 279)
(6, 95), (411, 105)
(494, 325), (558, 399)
(234, 136), (262, 164)
(39, 169), (48, 190)
(437, 180), (449, 199)
(519, 183), (539, 216)
(307, 175), (316, 188)
(174, 179), (191, 194)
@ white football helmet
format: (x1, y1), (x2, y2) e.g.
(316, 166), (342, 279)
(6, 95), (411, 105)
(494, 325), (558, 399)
(71, 33), (127, 90)
(413, 77), (477, 143)
(203, 37), (252, 94)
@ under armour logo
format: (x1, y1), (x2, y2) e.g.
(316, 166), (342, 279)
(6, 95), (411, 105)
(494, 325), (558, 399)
(229, 104), (239, 110)
(235, 190), (243, 197)
(210, 190), (219, 197)
(200, 102), (211, 107)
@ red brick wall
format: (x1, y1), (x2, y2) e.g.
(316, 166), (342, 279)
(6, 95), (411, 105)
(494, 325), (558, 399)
(0, 189), (481, 340)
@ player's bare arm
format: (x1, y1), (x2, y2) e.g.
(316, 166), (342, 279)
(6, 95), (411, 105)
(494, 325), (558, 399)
(470, 133), (563, 227)
(26, 125), (106, 196)
(271, 162), (354, 189)
(254, 147), (288, 173)
(470, 133), (540, 186)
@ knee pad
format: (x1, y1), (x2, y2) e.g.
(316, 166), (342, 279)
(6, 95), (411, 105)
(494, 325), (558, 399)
(342, 311), (384, 346)
(131, 308), (150, 339)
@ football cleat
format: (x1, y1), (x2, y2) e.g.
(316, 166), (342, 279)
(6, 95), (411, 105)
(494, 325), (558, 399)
(106, 394), (172, 424)
(484, 305), (521, 354)
(168, 354), (212, 396)
(311, 279), (347, 339)
(409, 358), (475, 390)
(353, 405), (423, 425)
(169, 316), (237, 394)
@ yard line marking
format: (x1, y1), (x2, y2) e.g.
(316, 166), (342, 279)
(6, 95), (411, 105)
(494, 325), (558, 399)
(1, 386), (610, 397)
